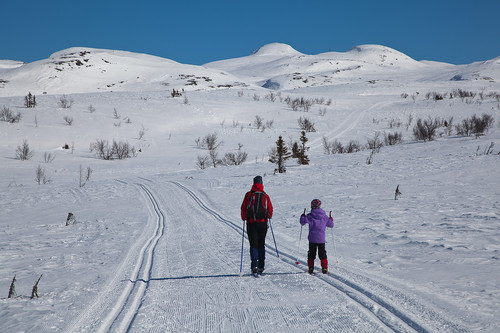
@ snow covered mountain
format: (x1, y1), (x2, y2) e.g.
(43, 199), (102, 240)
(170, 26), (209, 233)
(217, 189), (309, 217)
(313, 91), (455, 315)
(1, 43), (499, 97)
(1, 43), (499, 332)
(205, 42), (500, 90)
(0, 47), (249, 97)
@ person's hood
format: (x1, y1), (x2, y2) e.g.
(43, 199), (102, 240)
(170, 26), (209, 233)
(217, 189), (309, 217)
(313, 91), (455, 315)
(251, 183), (264, 192)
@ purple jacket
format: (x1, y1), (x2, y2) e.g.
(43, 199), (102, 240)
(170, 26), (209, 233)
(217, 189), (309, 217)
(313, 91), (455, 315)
(300, 208), (334, 243)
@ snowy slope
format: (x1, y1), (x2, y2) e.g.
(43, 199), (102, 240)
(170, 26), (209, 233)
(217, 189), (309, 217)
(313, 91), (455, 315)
(0, 47), (252, 97)
(205, 43), (500, 92)
(1, 44), (500, 332)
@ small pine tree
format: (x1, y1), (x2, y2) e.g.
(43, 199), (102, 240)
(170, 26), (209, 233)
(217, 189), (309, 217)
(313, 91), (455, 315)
(269, 135), (292, 173)
(24, 92), (36, 108)
(297, 131), (310, 165)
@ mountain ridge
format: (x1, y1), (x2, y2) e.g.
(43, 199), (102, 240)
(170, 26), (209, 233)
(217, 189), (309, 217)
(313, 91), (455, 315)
(1, 43), (499, 97)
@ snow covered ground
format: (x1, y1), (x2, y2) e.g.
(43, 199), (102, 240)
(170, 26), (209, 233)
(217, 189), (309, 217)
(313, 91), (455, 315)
(1, 44), (499, 332)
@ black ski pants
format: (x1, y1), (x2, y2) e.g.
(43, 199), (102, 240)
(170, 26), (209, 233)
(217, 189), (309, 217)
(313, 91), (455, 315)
(247, 221), (268, 248)
(247, 221), (268, 269)
(308, 242), (327, 260)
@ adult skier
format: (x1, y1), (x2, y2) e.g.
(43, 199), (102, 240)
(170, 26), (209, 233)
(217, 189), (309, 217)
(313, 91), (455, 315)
(241, 176), (273, 275)
(300, 199), (334, 274)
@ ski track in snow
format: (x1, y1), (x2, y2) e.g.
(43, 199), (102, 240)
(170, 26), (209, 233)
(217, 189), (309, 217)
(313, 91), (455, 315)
(308, 99), (390, 151)
(66, 178), (472, 333)
(66, 180), (166, 332)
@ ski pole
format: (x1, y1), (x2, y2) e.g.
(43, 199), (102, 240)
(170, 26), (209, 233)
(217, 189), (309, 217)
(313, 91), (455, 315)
(331, 228), (339, 265)
(239, 220), (246, 276)
(268, 218), (280, 259)
(330, 211), (339, 265)
(295, 209), (305, 265)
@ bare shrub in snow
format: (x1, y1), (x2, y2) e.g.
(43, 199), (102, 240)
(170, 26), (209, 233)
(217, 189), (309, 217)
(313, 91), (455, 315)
(265, 92), (277, 102)
(366, 149), (376, 165)
(43, 152), (56, 163)
(471, 114), (494, 138)
(322, 137), (334, 154)
(366, 132), (384, 152)
(138, 126), (146, 140)
(1, 106), (22, 123)
(476, 142), (496, 156)
(384, 132), (403, 146)
(443, 117), (454, 136)
(221, 144), (248, 166)
(90, 139), (136, 160)
(425, 92), (444, 101)
(286, 96), (313, 112)
(16, 140), (35, 160)
(298, 116), (316, 132)
(202, 133), (223, 151)
(58, 95), (74, 108)
(254, 115), (264, 129)
(388, 118), (402, 129)
(323, 137), (345, 154)
(345, 140), (362, 153)
(63, 115), (73, 125)
(196, 155), (210, 169)
(209, 150), (222, 168)
(35, 165), (51, 185)
(79, 165), (93, 187)
(413, 117), (441, 141)
(112, 140), (136, 159)
(455, 114), (494, 138)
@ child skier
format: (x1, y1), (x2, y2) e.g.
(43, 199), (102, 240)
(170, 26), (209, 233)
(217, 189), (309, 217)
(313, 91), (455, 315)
(300, 199), (334, 274)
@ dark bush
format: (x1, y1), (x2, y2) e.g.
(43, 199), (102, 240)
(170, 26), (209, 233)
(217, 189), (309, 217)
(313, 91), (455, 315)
(413, 117), (441, 141)
(384, 132), (403, 146)
(455, 114), (494, 138)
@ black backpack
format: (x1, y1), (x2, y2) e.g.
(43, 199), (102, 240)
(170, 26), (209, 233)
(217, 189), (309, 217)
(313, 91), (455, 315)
(247, 191), (268, 220)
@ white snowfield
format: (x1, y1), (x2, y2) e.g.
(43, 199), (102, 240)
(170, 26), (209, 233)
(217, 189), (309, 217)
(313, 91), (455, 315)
(0, 43), (499, 332)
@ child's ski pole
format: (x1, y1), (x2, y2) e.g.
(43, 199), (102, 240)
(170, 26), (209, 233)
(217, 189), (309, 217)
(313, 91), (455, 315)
(330, 211), (339, 265)
(295, 209), (305, 265)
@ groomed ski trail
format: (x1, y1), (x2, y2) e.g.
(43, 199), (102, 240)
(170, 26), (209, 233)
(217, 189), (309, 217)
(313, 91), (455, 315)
(66, 181), (166, 333)
(68, 179), (471, 333)
(127, 181), (390, 332)
(162, 180), (471, 333)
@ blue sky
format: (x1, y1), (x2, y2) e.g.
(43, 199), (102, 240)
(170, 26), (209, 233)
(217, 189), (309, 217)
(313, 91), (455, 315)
(2, 0), (499, 65)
